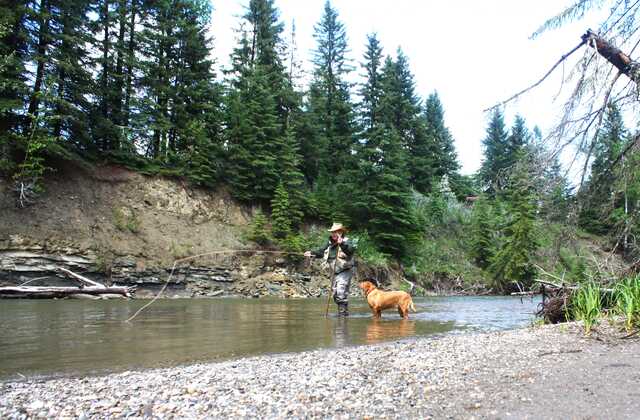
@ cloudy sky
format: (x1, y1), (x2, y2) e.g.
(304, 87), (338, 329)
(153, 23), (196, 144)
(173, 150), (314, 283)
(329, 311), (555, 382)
(209, 1), (603, 175)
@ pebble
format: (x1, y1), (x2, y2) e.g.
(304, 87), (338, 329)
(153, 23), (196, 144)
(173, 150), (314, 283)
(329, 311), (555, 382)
(0, 323), (637, 419)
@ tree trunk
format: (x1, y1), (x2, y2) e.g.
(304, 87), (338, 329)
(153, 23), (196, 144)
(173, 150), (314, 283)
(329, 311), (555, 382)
(101, 0), (111, 150)
(113, 0), (127, 150)
(123, 0), (137, 127)
(27, 0), (51, 122)
(583, 29), (640, 85)
(53, 8), (70, 139)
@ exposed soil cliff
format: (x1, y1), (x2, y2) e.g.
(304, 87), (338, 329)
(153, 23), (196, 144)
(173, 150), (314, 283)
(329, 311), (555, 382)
(1, 164), (378, 298)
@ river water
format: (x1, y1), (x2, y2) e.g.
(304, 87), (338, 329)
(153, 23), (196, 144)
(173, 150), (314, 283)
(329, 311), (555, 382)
(0, 295), (540, 380)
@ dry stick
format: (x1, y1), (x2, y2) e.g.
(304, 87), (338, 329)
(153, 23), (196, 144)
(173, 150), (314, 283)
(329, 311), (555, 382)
(125, 249), (307, 323)
(578, 71), (623, 189)
(483, 39), (587, 112)
(324, 257), (338, 318)
(58, 267), (106, 288)
(18, 276), (51, 287)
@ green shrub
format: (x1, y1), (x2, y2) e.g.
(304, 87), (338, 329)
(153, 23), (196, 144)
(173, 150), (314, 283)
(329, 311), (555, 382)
(113, 207), (140, 233)
(277, 233), (307, 263)
(246, 210), (271, 245)
(349, 231), (389, 266)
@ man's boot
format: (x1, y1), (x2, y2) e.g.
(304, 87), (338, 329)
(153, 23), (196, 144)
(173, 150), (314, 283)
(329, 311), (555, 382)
(338, 303), (349, 317)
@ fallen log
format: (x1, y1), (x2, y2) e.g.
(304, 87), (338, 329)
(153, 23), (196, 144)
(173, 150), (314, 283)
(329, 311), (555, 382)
(0, 267), (135, 299)
(0, 285), (135, 299)
(510, 291), (538, 296)
(533, 279), (614, 293)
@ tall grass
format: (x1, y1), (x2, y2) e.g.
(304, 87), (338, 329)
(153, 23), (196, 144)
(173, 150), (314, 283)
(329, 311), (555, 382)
(571, 282), (602, 335)
(615, 275), (640, 331)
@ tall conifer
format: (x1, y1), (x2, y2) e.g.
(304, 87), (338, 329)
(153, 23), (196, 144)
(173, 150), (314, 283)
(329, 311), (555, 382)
(307, 0), (354, 177)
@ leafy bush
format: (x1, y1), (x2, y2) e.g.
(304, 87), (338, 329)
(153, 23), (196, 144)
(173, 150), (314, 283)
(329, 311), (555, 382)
(348, 231), (389, 266)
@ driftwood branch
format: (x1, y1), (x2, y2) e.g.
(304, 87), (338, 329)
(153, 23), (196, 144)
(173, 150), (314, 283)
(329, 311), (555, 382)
(0, 285), (135, 299)
(621, 329), (640, 339)
(533, 279), (614, 293)
(0, 267), (135, 299)
(403, 278), (416, 295)
(510, 291), (538, 296)
(58, 267), (105, 288)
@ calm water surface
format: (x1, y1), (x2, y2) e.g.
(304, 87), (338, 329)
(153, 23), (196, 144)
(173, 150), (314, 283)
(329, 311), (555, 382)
(0, 295), (540, 380)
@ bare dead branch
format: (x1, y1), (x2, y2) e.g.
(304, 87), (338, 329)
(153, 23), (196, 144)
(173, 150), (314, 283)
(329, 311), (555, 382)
(484, 39), (587, 112)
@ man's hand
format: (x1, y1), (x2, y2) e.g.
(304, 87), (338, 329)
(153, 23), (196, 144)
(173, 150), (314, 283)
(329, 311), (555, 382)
(304, 251), (312, 257)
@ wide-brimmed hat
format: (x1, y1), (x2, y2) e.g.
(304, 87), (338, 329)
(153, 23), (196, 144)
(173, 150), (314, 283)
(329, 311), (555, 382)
(328, 222), (347, 232)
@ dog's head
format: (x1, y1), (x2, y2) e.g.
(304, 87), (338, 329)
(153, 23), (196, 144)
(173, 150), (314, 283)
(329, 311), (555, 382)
(358, 280), (377, 296)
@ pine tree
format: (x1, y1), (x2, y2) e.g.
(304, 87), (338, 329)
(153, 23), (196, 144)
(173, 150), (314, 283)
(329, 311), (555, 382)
(271, 181), (291, 239)
(611, 147), (639, 257)
(470, 196), (497, 269)
(579, 103), (627, 234)
(224, 0), (301, 205)
(504, 115), (530, 170)
(489, 155), (539, 293)
(358, 33), (383, 132)
(248, 209), (271, 245)
(387, 49), (421, 138)
(0, 2), (30, 173)
(225, 66), (281, 202)
(365, 126), (419, 258)
(421, 91), (459, 194)
(343, 33), (384, 225)
(89, 0), (121, 152)
(279, 126), (305, 227)
(346, 46), (420, 258)
(9, 0), (61, 195)
(479, 109), (509, 194)
(307, 0), (355, 178)
(49, 0), (93, 149)
(540, 157), (571, 222)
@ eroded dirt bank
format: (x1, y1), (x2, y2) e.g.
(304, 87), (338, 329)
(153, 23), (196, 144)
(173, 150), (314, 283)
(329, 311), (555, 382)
(1, 165), (393, 298)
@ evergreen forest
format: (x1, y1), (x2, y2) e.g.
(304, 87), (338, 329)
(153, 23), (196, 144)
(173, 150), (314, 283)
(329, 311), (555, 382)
(2, 0), (639, 294)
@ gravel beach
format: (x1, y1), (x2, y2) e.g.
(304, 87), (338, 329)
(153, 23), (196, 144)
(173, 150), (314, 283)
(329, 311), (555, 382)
(1, 322), (639, 419)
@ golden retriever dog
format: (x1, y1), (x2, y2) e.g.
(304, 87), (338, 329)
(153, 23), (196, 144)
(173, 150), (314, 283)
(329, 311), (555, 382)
(358, 280), (416, 319)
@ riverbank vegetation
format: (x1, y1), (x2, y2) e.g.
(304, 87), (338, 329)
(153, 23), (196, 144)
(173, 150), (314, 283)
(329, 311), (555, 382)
(564, 275), (640, 334)
(1, 1), (639, 299)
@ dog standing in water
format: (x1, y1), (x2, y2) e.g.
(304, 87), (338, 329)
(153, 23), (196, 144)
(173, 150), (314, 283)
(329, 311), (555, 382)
(358, 280), (416, 319)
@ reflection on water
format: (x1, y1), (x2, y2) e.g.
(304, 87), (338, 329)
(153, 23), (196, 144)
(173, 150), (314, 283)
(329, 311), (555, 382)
(0, 295), (540, 380)
(365, 319), (416, 344)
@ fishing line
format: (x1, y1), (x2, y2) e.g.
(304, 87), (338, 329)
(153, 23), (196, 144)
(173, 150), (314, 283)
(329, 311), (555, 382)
(124, 249), (307, 322)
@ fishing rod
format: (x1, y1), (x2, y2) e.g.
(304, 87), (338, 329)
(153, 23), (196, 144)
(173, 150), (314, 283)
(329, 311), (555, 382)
(324, 257), (338, 318)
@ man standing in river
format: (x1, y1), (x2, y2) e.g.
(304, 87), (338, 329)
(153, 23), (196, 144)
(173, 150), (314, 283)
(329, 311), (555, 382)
(304, 223), (356, 316)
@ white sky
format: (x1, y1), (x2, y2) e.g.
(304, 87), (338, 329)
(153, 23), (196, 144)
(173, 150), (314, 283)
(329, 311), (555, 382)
(209, 1), (604, 175)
